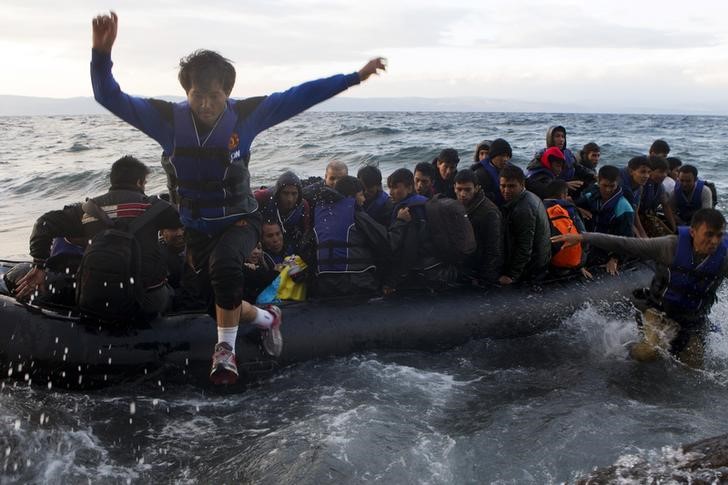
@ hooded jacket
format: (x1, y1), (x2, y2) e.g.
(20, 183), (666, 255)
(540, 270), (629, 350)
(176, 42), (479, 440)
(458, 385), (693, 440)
(256, 171), (311, 254)
(500, 189), (552, 281)
(531, 126), (577, 181)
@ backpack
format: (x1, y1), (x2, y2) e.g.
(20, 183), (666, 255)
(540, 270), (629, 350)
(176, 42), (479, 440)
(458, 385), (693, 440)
(75, 197), (167, 320)
(546, 204), (582, 269)
(422, 194), (477, 264)
(705, 181), (719, 208)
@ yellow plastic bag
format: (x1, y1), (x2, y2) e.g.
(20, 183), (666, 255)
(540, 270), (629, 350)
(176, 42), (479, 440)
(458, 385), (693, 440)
(276, 255), (307, 301)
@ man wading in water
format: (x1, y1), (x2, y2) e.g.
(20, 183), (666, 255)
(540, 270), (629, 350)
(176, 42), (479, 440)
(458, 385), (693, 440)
(553, 208), (728, 367)
(91, 11), (386, 384)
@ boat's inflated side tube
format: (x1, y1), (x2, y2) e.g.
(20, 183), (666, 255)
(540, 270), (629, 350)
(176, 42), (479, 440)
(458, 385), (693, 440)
(0, 264), (653, 390)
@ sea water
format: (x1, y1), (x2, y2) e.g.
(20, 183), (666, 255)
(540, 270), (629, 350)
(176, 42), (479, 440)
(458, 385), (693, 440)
(1, 112), (727, 483)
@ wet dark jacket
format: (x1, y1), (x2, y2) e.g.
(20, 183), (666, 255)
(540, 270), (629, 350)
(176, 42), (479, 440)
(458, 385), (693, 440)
(463, 190), (503, 284)
(500, 190), (551, 281)
(256, 171), (311, 254)
(29, 187), (181, 289)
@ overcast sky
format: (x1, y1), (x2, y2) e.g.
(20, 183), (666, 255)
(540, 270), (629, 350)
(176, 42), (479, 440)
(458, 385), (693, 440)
(3, 0), (728, 113)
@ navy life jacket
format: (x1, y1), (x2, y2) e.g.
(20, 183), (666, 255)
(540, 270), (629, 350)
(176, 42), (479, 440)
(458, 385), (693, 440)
(662, 226), (728, 314)
(314, 197), (375, 274)
(167, 101), (259, 232)
(674, 180), (706, 223)
(619, 168), (643, 209)
(589, 186), (625, 234)
(560, 149), (576, 181)
(365, 190), (389, 218)
(391, 193), (428, 225)
(478, 158), (505, 207)
(526, 166), (555, 180)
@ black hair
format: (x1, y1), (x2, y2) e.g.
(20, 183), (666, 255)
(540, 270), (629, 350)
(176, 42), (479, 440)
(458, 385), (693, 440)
(178, 49), (236, 94)
(387, 168), (414, 189)
(357, 165), (382, 189)
(627, 156), (650, 171)
(335, 175), (364, 197)
(454, 168), (479, 185)
(414, 162), (437, 180)
(598, 165), (620, 182)
(544, 179), (569, 199)
(666, 156), (683, 171)
(679, 164), (699, 178)
(499, 164), (525, 184)
(581, 142), (600, 155)
(649, 139), (670, 156)
(437, 148), (460, 166)
(110, 155), (150, 188)
(648, 155), (668, 172)
(691, 208), (726, 230)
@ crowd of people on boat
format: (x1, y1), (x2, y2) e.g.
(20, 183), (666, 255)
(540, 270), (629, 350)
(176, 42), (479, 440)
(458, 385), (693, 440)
(4, 10), (726, 384)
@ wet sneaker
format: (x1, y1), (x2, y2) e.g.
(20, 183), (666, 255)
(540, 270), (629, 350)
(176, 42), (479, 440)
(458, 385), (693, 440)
(260, 305), (283, 357)
(209, 342), (238, 385)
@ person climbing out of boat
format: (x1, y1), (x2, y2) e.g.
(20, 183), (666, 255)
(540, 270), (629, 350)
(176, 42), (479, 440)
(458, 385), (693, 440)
(357, 165), (393, 227)
(552, 208), (728, 368)
(307, 175), (390, 297)
(473, 140), (492, 163)
(453, 169), (503, 285)
(543, 179), (590, 278)
(470, 138), (513, 207)
(670, 165), (714, 225)
(15, 156), (181, 317)
(497, 165), (552, 285)
(530, 125), (582, 192)
(91, 11), (386, 384)
(384, 168), (459, 292)
(576, 165), (635, 275)
(525, 146), (566, 200)
(430, 148), (460, 199)
(414, 162), (437, 199)
(255, 171), (311, 255)
(303, 160), (349, 212)
(639, 156), (677, 237)
(618, 156), (652, 238)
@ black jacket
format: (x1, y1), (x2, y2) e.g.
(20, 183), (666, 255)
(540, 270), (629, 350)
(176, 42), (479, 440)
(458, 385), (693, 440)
(463, 190), (503, 284)
(500, 190), (551, 281)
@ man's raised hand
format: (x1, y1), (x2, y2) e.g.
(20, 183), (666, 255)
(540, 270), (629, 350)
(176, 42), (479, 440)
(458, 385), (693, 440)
(92, 11), (118, 53)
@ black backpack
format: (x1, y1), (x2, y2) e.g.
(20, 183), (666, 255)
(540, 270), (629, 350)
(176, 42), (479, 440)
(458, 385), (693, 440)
(420, 195), (477, 264)
(705, 181), (719, 208)
(75, 197), (167, 320)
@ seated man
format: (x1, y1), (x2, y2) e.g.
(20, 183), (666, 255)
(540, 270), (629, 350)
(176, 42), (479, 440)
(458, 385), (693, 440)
(454, 169), (502, 285)
(576, 165), (635, 274)
(260, 221), (290, 269)
(385, 168), (457, 291)
(312, 176), (390, 297)
(670, 164), (714, 225)
(473, 139), (492, 163)
(543, 180), (588, 274)
(302, 160), (348, 209)
(619, 156), (652, 238)
(414, 162), (437, 198)
(553, 208), (728, 368)
(357, 165), (393, 227)
(525, 146), (566, 200)
(639, 156), (677, 237)
(498, 165), (551, 285)
(648, 139), (670, 159)
(471, 138), (513, 207)
(663, 156), (682, 195)
(242, 243), (278, 304)
(15, 156), (181, 318)
(256, 171), (311, 254)
(430, 148), (460, 198)
(573, 142), (600, 198)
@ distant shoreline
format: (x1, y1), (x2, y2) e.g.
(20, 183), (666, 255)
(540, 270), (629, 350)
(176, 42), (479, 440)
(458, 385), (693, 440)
(2, 95), (727, 117)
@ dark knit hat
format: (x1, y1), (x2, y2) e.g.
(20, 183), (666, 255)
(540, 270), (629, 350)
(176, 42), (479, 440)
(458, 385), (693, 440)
(488, 138), (512, 159)
(437, 148), (460, 166)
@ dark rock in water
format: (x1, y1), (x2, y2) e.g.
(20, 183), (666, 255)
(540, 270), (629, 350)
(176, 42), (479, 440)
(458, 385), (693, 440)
(576, 434), (728, 484)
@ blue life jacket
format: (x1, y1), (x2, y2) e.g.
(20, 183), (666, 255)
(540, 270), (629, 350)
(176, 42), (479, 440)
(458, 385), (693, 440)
(662, 226), (728, 314)
(169, 102), (255, 232)
(365, 190), (390, 219)
(619, 168), (643, 209)
(674, 180), (705, 223)
(478, 158), (505, 207)
(559, 148), (576, 181)
(314, 197), (375, 274)
(587, 186), (626, 234)
(391, 193), (428, 225)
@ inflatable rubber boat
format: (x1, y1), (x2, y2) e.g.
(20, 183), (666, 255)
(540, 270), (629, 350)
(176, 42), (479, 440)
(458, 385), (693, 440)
(0, 262), (653, 390)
